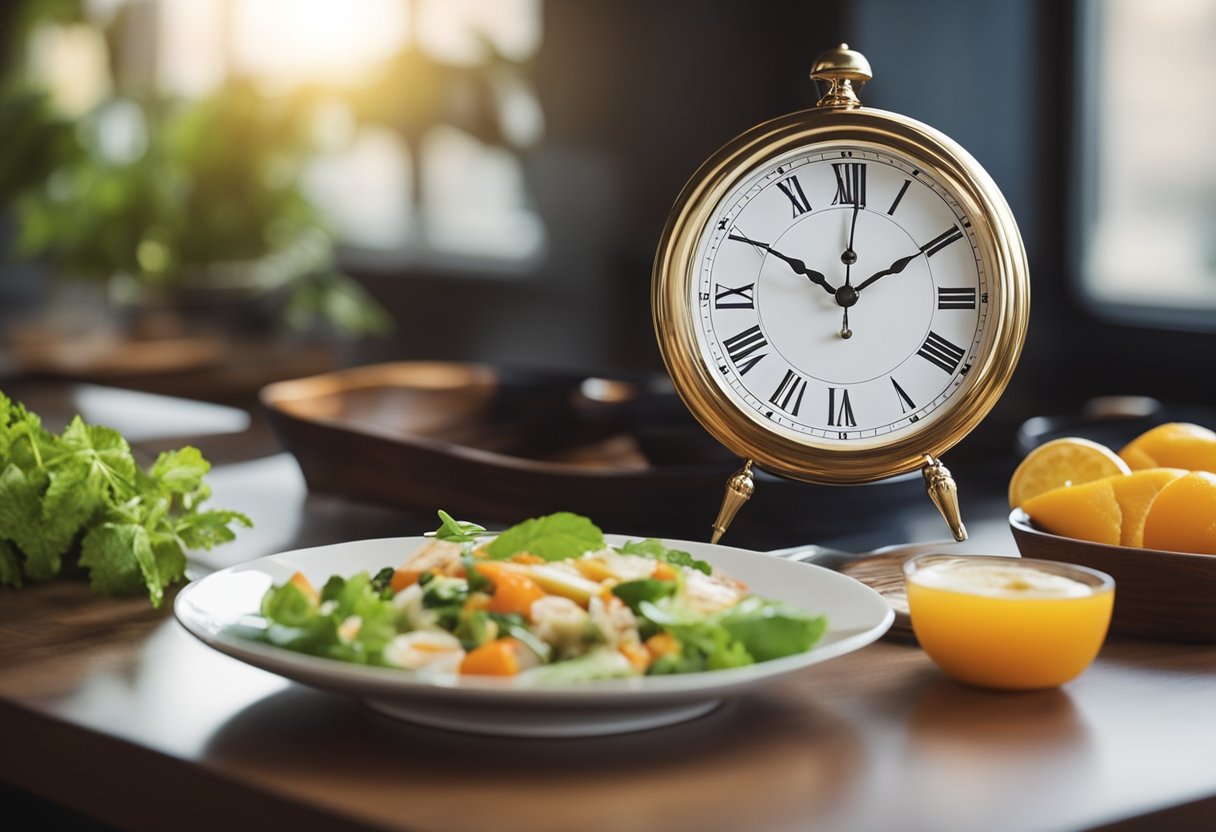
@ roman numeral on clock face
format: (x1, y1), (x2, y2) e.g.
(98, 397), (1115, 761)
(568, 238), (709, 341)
(890, 377), (916, 413)
(917, 330), (967, 374)
(826, 387), (856, 427)
(775, 176), (811, 217)
(769, 370), (807, 416)
(722, 325), (767, 375)
(714, 282), (755, 309)
(920, 226), (965, 257)
(937, 287), (977, 309)
(831, 162), (866, 207)
(887, 179), (911, 215)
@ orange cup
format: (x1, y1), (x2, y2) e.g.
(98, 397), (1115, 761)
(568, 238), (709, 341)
(904, 554), (1114, 690)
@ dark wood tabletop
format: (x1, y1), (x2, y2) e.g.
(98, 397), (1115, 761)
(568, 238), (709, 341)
(2, 381), (1215, 832)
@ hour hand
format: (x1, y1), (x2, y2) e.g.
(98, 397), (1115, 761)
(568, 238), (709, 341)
(728, 233), (838, 295)
(855, 252), (920, 293)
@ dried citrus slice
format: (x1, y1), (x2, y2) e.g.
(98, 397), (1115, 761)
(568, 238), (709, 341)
(1008, 437), (1131, 509)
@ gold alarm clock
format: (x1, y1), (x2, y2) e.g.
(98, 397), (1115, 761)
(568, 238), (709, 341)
(652, 45), (1030, 543)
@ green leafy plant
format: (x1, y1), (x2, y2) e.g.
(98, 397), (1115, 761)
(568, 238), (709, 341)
(0, 389), (251, 606)
(12, 81), (390, 337)
(0, 82), (80, 203)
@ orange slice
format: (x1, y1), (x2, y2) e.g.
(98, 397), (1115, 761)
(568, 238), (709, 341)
(1142, 471), (1216, 555)
(1118, 422), (1216, 473)
(1009, 437), (1131, 509)
(1109, 467), (1187, 547)
(1021, 478), (1122, 545)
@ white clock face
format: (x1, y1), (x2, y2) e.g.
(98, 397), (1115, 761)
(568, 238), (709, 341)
(692, 143), (992, 448)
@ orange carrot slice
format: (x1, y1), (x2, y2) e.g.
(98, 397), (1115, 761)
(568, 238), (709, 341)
(459, 638), (520, 676)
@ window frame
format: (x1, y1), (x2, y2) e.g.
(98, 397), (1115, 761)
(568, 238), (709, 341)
(1070, 0), (1216, 334)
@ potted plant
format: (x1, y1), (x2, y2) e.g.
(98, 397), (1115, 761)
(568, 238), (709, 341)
(13, 79), (391, 340)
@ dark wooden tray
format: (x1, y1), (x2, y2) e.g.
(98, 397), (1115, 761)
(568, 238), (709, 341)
(260, 362), (924, 547)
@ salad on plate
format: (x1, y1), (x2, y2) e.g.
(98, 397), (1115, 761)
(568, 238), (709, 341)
(248, 511), (828, 682)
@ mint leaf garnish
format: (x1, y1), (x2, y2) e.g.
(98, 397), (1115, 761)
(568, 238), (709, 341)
(426, 509), (489, 544)
(484, 511), (603, 561)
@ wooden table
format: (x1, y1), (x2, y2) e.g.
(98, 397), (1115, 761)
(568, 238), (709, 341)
(2, 382), (1215, 832)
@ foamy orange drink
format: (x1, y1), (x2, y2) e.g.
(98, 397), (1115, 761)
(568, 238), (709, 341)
(905, 555), (1114, 690)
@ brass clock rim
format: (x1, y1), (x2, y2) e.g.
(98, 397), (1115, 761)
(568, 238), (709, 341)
(651, 106), (1030, 485)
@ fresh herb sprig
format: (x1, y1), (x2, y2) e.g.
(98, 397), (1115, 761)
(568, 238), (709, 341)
(426, 509), (606, 562)
(0, 390), (251, 606)
(425, 511), (711, 575)
(426, 510), (492, 545)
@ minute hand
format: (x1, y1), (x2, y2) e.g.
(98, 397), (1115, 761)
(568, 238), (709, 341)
(855, 252), (920, 293)
(727, 233), (837, 295)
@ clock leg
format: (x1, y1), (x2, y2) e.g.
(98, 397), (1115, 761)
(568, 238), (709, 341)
(711, 460), (755, 544)
(922, 454), (968, 542)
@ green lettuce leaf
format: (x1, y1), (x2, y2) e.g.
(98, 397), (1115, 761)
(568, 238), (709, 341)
(258, 574), (402, 662)
(716, 596), (828, 662)
(261, 580), (319, 627)
(616, 538), (712, 575)
(638, 594), (825, 671)
(638, 597), (755, 673)
(611, 578), (677, 614)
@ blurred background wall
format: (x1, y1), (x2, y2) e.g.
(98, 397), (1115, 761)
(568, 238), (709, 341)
(1, 0), (1213, 426)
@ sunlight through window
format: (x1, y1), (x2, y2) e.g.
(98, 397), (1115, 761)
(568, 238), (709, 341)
(1078, 0), (1216, 323)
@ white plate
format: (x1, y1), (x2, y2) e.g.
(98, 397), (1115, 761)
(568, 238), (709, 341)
(175, 535), (893, 737)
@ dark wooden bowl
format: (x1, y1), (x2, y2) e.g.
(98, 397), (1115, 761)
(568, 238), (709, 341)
(259, 362), (925, 547)
(1009, 509), (1216, 642)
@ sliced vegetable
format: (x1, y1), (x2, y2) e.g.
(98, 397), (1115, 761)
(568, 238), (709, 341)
(644, 632), (680, 662)
(454, 608), (496, 649)
(520, 647), (634, 682)
(288, 571), (319, 606)
(652, 562), (678, 582)
(459, 637), (522, 676)
(262, 577), (318, 626)
(462, 551), (492, 592)
(525, 564), (601, 605)
(618, 641), (651, 672)
(474, 561), (547, 618)
(639, 597), (754, 673)
(611, 578), (677, 614)
(500, 619), (553, 664)
(572, 558), (615, 582)
(390, 568), (421, 594)
(383, 630), (465, 672)
(369, 566), (396, 596)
